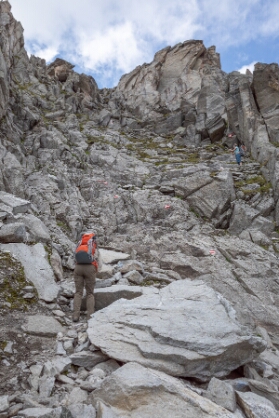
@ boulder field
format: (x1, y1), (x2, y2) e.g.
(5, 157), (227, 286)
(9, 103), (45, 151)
(1, 1), (279, 417)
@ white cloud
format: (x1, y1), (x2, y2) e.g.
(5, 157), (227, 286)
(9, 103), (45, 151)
(27, 45), (58, 62)
(237, 61), (256, 74)
(8, 0), (279, 86)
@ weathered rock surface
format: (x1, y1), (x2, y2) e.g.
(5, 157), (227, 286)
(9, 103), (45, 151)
(236, 391), (278, 417)
(92, 362), (238, 417)
(22, 315), (64, 337)
(205, 377), (237, 412)
(0, 2), (279, 416)
(88, 280), (265, 380)
(0, 243), (60, 301)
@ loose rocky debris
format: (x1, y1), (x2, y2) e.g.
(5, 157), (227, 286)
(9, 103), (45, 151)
(1, 1), (279, 416)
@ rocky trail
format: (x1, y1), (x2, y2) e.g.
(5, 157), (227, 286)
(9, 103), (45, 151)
(1, 0), (279, 416)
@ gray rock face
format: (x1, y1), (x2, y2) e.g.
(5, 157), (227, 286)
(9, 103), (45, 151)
(88, 280), (265, 381)
(0, 243), (60, 301)
(236, 391), (278, 418)
(252, 63), (279, 145)
(0, 191), (31, 214)
(0, 395), (9, 413)
(93, 362), (236, 417)
(205, 377), (237, 412)
(0, 222), (27, 243)
(2, 3), (279, 416)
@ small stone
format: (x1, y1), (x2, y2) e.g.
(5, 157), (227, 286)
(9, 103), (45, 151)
(23, 293), (35, 299)
(75, 341), (90, 352)
(67, 330), (78, 338)
(70, 351), (108, 369)
(93, 359), (120, 376)
(89, 368), (106, 379)
(30, 364), (43, 377)
(56, 341), (66, 355)
(0, 396), (9, 413)
(67, 387), (88, 405)
(56, 374), (75, 385)
(3, 341), (13, 354)
(77, 332), (88, 345)
(63, 339), (74, 353)
(205, 377), (236, 412)
(52, 310), (65, 317)
(8, 403), (23, 417)
(38, 376), (55, 398)
(124, 270), (144, 285)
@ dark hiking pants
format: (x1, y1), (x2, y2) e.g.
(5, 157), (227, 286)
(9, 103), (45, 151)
(73, 264), (96, 320)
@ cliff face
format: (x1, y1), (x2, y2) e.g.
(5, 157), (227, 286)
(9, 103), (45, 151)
(1, 2), (279, 417)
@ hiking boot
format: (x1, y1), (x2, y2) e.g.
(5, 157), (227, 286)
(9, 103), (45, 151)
(72, 314), (80, 322)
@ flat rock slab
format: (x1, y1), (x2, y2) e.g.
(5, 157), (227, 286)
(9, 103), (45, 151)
(70, 351), (108, 369)
(0, 243), (60, 302)
(99, 249), (130, 264)
(22, 315), (64, 337)
(94, 285), (157, 311)
(88, 280), (265, 381)
(93, 362), (236, 418)
(0, 191), (30, 214)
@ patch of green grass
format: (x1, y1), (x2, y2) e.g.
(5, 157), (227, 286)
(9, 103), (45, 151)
(189, 207), (200, 218)
(0, 341), (7, 351)
(155, 159), (169, 166)
(186, 152), (199, 163)
(56, 220), (70, 231)
(86, 135), (101, 145)
(44, 245), (52, 264)
(210, 171), (218, 178)
(235, 175), (272, 195)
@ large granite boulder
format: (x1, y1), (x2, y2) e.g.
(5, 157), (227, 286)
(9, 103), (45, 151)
(88, 280), (265, 381)
(92, 362), (239, 417)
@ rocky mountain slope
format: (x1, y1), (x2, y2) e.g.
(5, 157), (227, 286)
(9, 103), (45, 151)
(1, 1), (279, 416)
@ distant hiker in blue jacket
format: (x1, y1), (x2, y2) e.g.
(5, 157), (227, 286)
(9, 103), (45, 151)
(230, 143), (242, 166)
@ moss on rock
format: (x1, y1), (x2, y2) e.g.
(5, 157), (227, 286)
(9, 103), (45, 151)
(0, 251), (38, 311)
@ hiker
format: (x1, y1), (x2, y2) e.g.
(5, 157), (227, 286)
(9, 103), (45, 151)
(230, 143), (242, 166)
(73, 231), (102, 322)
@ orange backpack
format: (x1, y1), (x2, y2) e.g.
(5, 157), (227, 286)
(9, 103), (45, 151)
(75, 233), (98, 269)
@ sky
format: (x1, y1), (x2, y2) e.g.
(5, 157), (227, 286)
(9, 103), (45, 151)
(9, 0), (279, 88)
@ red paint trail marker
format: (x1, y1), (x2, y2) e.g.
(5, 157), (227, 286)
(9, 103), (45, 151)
(209, 250), (216, 255)
(96, 180), (108, 185)
(165, 205), (171, 209)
